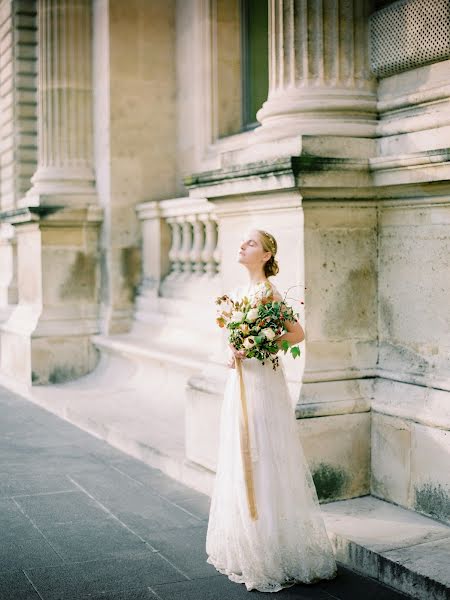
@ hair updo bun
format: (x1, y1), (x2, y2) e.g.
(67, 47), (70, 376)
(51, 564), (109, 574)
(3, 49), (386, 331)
(264, 254), (279, 277)
(257, 229), (280, 278)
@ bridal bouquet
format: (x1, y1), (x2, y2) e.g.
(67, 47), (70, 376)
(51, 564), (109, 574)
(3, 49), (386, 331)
(215, 281), (301, 371)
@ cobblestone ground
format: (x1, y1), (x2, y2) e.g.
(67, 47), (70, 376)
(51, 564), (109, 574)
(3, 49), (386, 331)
(0, 387), (412, 600)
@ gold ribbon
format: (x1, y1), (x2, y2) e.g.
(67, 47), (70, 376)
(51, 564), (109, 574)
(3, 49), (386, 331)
(235, 358), (258, 521)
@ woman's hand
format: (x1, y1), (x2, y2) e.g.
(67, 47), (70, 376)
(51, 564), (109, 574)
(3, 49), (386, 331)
(227, 344), (246, 368)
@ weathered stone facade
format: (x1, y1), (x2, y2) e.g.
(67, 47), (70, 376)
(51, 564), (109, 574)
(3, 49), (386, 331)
(0, 0), (448, 526)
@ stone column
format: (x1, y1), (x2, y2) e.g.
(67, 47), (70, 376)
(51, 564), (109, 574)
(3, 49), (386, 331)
(256, 0), (377, 139)
(0, 0), (102, 388)
(25, 0), (95, 202)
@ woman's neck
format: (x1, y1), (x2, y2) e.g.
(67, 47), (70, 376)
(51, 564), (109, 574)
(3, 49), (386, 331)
(245, 265), (268, 286)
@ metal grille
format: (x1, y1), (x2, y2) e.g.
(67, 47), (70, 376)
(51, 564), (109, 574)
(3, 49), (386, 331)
(370, 0), (450, 78)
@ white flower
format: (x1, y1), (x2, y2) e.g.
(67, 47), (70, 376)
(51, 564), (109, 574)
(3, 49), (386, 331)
(243, 336), (256, 349)
(246, 308), (259, 322)
(231, 311), (244, 323)
(261, 327), (276, 341)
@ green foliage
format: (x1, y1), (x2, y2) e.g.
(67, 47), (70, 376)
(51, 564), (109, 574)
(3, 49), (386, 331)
(216, 283), (302, 370)
(291, 346), (301, 358)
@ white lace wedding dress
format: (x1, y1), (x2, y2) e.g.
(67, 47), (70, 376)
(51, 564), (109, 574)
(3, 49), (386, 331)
(206, 282), (337, 592)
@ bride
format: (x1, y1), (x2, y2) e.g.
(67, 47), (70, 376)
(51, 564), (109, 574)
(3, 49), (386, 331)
(205, 229), (338, 592)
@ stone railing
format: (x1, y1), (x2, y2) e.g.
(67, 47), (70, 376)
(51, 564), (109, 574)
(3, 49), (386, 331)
(136, 197), (219, 300)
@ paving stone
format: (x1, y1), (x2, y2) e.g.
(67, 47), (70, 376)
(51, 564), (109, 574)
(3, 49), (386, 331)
(34, 517), (159, 562)
(82, 590), (157, 600)
(0, 499), (63, 571)
(0, 472), (76, 498)
(150, 575), (333, 600)
(67, 470), (203, 532)
(0, 528), (63, 572)
(0, 587), (41, 600)
(105, 456), (206, 501)
(0, 569), (43, 599)
(24, 555), (188, 600)
(0, 454), (112, 479)
(146, 525), (219, 579)
(171, 494), (211, 520)
(0, 443), (90, 467)
(13, 490), (112, 528)
(319, 565), (411, 599)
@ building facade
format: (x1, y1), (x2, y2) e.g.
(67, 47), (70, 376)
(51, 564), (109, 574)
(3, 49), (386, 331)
(0, 0), (449, 526)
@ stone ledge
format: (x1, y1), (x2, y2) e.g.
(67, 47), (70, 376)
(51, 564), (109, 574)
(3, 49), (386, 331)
(323, 496), (450, 600)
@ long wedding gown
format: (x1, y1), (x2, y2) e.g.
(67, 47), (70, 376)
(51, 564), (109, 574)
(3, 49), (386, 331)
(206, 282), (337, 592)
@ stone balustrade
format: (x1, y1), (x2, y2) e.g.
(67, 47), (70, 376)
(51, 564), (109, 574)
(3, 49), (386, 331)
(136, 197), (219, 300)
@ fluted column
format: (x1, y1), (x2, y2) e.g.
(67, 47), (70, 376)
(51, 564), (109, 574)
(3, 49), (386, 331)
(26, 0), (95, 201)
(256, 0), (377, 139)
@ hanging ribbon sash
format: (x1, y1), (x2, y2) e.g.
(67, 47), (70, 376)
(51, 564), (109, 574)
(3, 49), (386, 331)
(235, 358), (258, 521)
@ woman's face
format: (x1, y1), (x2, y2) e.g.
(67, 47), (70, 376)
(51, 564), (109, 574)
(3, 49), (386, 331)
(237, 230), (270, 268)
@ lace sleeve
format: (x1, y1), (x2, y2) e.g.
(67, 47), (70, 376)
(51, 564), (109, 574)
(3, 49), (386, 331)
(269, 282), (283, 302)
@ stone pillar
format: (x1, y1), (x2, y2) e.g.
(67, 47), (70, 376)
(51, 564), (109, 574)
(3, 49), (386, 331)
(256, 0), (377, 139)
(25, 0), (95, 203)
(0, 0), (102, 388)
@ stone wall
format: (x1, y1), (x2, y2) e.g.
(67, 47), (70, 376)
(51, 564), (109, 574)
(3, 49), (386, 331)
(368, 2), (450, 521)
(93, 0), (178, 334)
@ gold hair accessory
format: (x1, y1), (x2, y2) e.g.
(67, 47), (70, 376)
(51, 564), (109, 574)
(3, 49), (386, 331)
(261, 231), (276, 255)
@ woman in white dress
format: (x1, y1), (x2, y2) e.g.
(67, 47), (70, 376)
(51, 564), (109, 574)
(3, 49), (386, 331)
(205, 229), (338, 592)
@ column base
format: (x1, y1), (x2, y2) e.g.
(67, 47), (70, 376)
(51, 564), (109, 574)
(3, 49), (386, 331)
(31, 334), (100, 385)
(0, 204), (103, 387)
(256, 88), (378, 141)
(22, 165), (97, 207)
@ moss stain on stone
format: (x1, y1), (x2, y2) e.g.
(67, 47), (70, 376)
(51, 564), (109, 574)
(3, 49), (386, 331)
(60, 252), (97, 301)
(323, 260), (377, 337)
(312, 463), (349, 501)
(48, 366), (78, 384)
(121, 246), (142, 302)
(415, 483), (450, 524)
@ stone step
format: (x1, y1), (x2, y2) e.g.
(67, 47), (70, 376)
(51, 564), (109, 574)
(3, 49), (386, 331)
(15, 345), (449, 600)
(92, 332), (207, 372)
(30, 348), (215, 496)
(322, 496), (450, 600)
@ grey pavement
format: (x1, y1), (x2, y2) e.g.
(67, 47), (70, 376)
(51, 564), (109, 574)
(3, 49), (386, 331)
(0, 387), (412, 600)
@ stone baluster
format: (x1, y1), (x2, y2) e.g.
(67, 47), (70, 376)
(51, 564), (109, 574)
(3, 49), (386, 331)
(256, 0), (376, 140)
(179, 218), (193, 276)
(200, 213), (218, 277)
(211, 215), (220, 275)
(167, 217), (182, 278)
(188, 215), (205, 275)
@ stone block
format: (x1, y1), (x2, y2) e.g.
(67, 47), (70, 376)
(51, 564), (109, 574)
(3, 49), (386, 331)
(304, 204), (378, 342)
(371, 412), (411, 507)
(0, 323), (32, 385)
(185, 385), (222, 472)
(298, 412), (371, 502)
(411, 424), (450, 524)
(31, 335), (100, 385)
(378, 203), (450, 384)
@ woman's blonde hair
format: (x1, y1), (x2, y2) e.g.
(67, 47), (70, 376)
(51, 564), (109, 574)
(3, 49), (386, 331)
(257, 230), (279, 277)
